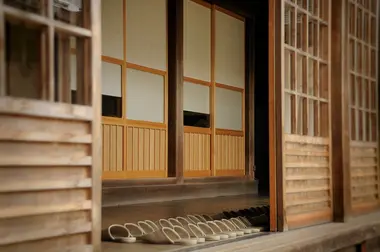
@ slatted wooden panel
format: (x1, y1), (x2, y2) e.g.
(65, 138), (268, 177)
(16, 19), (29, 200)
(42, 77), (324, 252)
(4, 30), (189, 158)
(0, 100), (93, 251)
(283, 134), (332, 228)
(347, 0), (379, 214)
(350, 142), (379, 210)
(184, 132), (211, 177)
(214, 133), (245, 176)
(126, 126), (167, 178)
(102, 123), (124, 172)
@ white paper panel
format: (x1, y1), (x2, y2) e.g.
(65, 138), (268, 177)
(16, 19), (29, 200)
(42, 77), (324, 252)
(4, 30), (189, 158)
(70, 54), (76, 90)
(126, 68), (164, 123)
(101, 0), (123, 59)
(126, 0), (167, 71)
(215, 10), (245, 88)
(184, 0), (211, 82)
(215, 87), (242, 130)
(184, 82), (210, 113)
(102, 62), (122, 97)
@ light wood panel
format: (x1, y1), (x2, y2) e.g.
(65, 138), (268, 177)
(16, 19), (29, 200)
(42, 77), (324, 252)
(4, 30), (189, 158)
(102, 120), (168, 179)
(0, 100), (93, 250)
(102, 123), (124, 173)
(126, 126), (167, 177)
(283, 134), (332, 228)
(184, 131), (211, 177)
(350, 142), (379, 209)
(214, 132), (245, 176)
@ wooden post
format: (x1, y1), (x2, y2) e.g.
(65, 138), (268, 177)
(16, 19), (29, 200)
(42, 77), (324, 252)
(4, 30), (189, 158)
(331, 0), (351, 222)
(167, 0), (184, 182)
(269, 0), (284, 232)
(245, 17), (255, 179)
(91, 0), (102, 251)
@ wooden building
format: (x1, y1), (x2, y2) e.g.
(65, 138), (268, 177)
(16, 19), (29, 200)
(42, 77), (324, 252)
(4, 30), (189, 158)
(0, 0), (379, 251)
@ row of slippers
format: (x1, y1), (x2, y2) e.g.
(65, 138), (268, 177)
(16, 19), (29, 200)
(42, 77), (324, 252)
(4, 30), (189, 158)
(102, 214), (263, 246)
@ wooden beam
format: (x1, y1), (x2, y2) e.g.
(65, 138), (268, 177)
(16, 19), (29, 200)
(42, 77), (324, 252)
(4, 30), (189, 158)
(245, 17), (255, 179)
(331, 0), (351, 222)
(269, 0), (284, 232)
(167, 0), (184, 182)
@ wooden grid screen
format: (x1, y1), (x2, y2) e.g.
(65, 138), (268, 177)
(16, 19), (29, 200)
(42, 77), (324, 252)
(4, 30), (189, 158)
(98, 0), (168, 180)
(282, 0), (333, 229)
(183, 0), (246, 177)
(0, 0), (101, 251)
(347, 0), (379, 213)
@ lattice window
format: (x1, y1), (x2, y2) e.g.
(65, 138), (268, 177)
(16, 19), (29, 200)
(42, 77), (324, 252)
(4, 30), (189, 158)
(284, 0), (330, 137)
(0, 0), (92, 105)
(348, 0), (378, 142)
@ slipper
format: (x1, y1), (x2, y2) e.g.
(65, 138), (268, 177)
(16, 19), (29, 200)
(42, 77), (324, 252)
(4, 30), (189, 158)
(159, 218), (175, 228)
(144, 220), (160, 231)
(124, 223), (146, 239)
(194, 214), (207, 222)
(221, 219), (245, 235)
(168, 218), (205, 243)
(238, 216), (264, 231)
(102, 224), (136, 243)
(196, 222), (221, 241)
(230, 217), (261, 233)
(208, 220), (237, 238)
(187, 215), (202, 224)
(137, 221), (156, 233)
(141, 227), (197, 245)
(202, 214), (214, 221)
(198, 222), (228, 240)
(169, 218), (184, 227)
(176, 216), (192, 226)
(172, 225), (201, 244)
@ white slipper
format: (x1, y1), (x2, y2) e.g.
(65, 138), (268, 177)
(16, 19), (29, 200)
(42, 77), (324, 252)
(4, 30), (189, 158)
(197, 222), (222, 241)
(194, 214), (207, 222)
(206, 221), (236, 238)
(159, 218), (174, 228)
(177, 216), (192, 226)
(144, 219), (160, 231)
(167, 218), (205, 243)
(124, 222), (146, 239)
(231, 218), (261, 234)
(137, 221), (156, 233)
(202, 214), (214, 221)
(187, 215), (202, 224)
(140, 227), (197, 245)
(102, 224), (136, 243)
(221, 219), (245, 236)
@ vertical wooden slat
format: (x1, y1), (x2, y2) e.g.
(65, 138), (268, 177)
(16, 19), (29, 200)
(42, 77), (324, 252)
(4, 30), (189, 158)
(167, 0), (184, 181)
(210, 5), (216, 176)
(47, 0), (55, 101)
(90, 0), (102, 250)
(0, 0), (5, 96)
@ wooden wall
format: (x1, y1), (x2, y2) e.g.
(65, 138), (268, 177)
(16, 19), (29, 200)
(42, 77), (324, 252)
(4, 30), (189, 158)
(347, 0), (379, 214)
(280, 0), (333, 229)
(0, 0), (102, 250)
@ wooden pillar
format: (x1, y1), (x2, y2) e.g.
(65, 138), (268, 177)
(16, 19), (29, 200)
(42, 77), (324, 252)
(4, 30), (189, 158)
(245, 17), (255, 179)
(167, 0), (184, 183)
(269, 0), (284, 232)
(331, 0), (351, 222)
